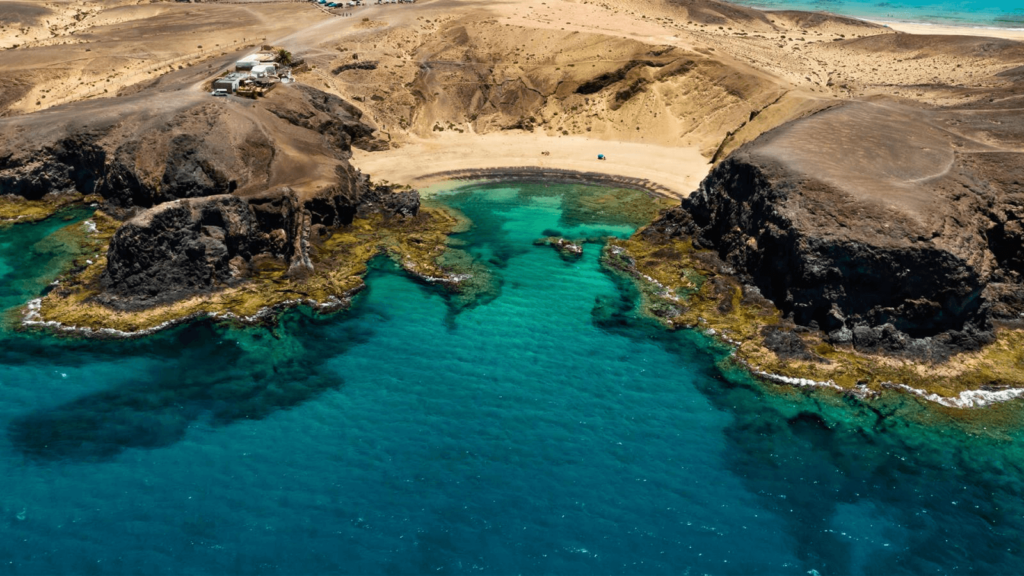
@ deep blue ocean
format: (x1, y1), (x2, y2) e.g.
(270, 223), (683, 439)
(1, 182), (1023, 575)
(726, 0), (1024, 28)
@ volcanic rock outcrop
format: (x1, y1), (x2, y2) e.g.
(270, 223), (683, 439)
(0, 83), (409, 308)
(99, 182), (418, 309)
(648, 100), (1024, 357)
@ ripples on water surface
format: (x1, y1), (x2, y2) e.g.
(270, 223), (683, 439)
(0, 182), (1022, 575)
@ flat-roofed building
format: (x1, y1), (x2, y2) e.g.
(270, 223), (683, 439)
(212, 72), (249, 93)
(250, 64), (277, 78)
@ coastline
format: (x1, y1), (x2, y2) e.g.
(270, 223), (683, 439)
(10, 170), (1023, 411)
(869, 19), (1024, 40)
(735, 0), (1024, 40)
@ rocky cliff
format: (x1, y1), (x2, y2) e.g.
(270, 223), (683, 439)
(647, 100), (1024, 358)
(99, 182), (419, 309)
(0, 84), (415, 309)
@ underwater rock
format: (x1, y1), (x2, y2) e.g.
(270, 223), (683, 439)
(534, 236), (584, 261)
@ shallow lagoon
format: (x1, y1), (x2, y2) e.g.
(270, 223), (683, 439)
(0, 182), (1022, 574)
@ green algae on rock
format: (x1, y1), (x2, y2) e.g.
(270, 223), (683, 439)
(0, 193), (102, 226)
(604, 228), (1024, 408)
(24, 207), (460, 336)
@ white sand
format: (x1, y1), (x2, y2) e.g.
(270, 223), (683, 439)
(873, 20), (1024, 41)
(353, 132), (711, 198)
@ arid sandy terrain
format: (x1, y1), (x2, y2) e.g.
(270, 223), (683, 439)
(5, 0), (1022, 189)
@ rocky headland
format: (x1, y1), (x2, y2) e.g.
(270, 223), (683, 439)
(2, 83), (458, 333)
(610, 96), (1024, 402)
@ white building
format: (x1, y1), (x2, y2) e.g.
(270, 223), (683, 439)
(250, 64), (277, 78)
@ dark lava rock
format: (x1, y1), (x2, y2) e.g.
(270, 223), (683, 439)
(100, 179), (420, 309)
(649, 100), (1024, 357)
(331, 61), (379, 75)
(262, 84), (389, 153)
(0, 134), (106, 199)
(761, 325), (818, 361)
(356, 183), (420, 219)
(533, 237), (584, 261)
(100, 194), (280, 308)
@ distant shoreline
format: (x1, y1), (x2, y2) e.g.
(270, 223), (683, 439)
(868, 18), (1024, 41)
(729, 1), (1024, 40)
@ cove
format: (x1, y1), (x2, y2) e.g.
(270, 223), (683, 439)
(0, 182), (1023, 575)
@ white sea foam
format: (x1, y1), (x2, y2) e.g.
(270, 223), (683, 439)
(752, 370), (844, 392)
(20, 294), (354, 339)
(749, 365), (1024, 409)
(633, 271), (1024, 409)
(884, 382), (1024, 409)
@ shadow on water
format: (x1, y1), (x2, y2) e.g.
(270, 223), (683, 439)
(589, 273), (1024, 574)
(5, 296), (381, 462)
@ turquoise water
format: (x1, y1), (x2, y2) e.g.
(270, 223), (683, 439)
(727, 0), (1024, 28)
(1, 182), (1024, 574)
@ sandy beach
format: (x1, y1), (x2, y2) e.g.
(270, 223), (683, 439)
(873, 20), (1024, 41)
(353, 132), (710, 199)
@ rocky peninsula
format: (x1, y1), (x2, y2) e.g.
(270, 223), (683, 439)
(607, 97), (1024, 405)
(2, 82), (459, 334)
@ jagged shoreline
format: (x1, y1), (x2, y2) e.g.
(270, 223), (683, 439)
(21, 205), (464, 336)
(10, 166), (1024, 411)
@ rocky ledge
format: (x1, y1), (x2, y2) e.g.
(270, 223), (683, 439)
(613, 99), (1024, 400)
